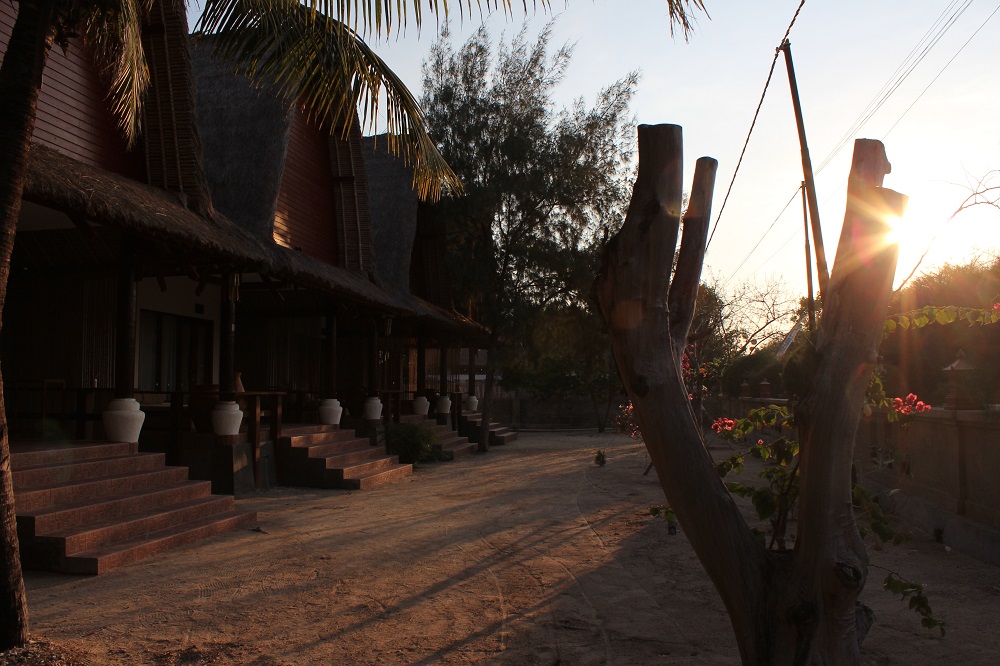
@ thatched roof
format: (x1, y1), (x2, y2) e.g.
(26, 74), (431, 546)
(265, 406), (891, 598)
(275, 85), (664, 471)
(362, 135), (418, 292)
(22, 143), (416, 314)
(23, 143), (273, 265)
(190, 38), (291, 240)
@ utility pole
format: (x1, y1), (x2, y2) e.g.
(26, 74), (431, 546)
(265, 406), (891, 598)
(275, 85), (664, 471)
(801, 182), (816, 332)
(781, 39), (830, 298)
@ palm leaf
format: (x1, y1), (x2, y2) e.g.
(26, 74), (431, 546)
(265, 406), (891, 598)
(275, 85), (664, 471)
(78, 0), (154, 146)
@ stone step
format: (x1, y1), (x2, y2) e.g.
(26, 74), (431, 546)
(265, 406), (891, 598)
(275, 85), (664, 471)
(438, 437), (477, 460)
(280, 429), (362, 448)
(18, 480), (212, 535)
(331, 455), (402, 482)
(285, 435), (372, 458)
(280, 424), (343, 436)
(13, 466), (192, 514)
(61, 509), (257, 575)
(11, 442), (137, 469)
(320, 446), (387, 469)
(13, 453), (166, 489)
(490, 427), (518, 446)
(340, 463), (413, 490)
(39, 496), (236, 556)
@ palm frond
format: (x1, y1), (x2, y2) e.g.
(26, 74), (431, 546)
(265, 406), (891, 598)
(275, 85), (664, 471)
(303, 1), (554, 38)
(80, 0), (153, 146)
(200, 0), (459, 200)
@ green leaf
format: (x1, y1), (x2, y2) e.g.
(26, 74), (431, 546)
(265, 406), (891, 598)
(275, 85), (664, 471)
(752, 491), (777, 520)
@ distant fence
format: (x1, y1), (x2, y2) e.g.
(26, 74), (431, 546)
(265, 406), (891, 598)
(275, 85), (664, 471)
(489, 392), (623, 430)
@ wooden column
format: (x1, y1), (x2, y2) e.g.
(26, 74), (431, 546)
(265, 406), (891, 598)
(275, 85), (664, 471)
(438, 345), (448, 397)
(114, 241), (137, 400)
(219, 272), (236, 401)
(416, 336), (427, 396)
(369, 318), (380, 395)
(324, 309), (337, 399)
(467, 346), (477, 397)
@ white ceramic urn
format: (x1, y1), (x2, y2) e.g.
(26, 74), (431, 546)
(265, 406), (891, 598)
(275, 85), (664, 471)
(363, 396), (383, 420)
(102, 398), (145, 443)
(211, 401), (244, 436)
(318, 398), (344, 425)
(412, 396), (430, 416)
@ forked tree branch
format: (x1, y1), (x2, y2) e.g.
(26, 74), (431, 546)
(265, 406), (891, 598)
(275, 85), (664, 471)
(595, 124), (765, 658)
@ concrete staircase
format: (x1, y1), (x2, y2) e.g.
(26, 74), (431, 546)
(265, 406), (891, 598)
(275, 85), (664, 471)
(459, 411), (518, 447)
(12, 441), (257, 575)
(276, 424), (412, 489)
(397, 414), (477, 460)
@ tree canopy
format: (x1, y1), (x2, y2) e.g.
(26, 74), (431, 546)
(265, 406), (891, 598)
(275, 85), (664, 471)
(421, 20), (638, 334)
(419, 21), (638, 438)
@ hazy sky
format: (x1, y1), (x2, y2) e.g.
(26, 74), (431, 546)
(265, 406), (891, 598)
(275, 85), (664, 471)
(192, 1), (1000, 296)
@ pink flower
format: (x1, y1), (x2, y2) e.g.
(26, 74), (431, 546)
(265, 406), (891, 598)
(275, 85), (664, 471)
(712, 418), (737, 433)
(892, 393), (931, 415)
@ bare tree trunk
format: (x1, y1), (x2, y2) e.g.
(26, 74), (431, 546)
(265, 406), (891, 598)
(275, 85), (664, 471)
(0, 0), (58, 649)
(595, 125), (905, 664)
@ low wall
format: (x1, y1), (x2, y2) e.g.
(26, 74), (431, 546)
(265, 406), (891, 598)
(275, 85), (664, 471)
(855, 409), (1000, 565)
(717, 395), (1000, 566)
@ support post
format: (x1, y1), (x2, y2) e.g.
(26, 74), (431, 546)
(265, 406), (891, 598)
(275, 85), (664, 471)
(416, 336), (427, 395)
(802, 181), (816, 331)
(468, 347), (477, 395)
(781, 39), (830, 298)
(324, 309), (337, 399)
(219, 272), (237, 401)
(114, 241), (137, 400)
(104, 239), (145, 443)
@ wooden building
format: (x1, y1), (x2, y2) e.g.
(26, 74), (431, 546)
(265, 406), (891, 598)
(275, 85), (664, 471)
(1, 0), (483, 574)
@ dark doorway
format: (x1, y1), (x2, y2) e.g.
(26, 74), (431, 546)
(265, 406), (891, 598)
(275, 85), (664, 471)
(138, 310), (213, 392)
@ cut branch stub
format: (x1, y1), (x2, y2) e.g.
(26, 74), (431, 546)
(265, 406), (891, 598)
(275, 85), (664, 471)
(791, 138), (907, 662)
(595, 124), (684, 394)
(597, 126), (765, 662)
(669, 156), (718, 366)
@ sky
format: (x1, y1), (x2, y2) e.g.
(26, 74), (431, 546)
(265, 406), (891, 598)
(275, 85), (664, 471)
(192, 1), (1000, 296)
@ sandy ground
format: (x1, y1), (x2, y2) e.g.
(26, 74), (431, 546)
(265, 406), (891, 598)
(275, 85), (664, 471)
(19, 431), (1000, 665)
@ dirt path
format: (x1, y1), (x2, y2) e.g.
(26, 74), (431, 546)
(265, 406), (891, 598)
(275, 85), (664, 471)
(21, 432), (1000, 664)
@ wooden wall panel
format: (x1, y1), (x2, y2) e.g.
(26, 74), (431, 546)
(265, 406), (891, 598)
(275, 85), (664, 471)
(329, 120), (375, 272)
(273, 109), (338, 264)
(0, 3), (144, 179)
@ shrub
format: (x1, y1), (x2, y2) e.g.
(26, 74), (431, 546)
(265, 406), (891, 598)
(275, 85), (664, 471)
(386, 422), (436, 464)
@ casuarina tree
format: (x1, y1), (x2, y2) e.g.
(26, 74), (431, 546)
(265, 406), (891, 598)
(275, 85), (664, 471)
(421, 21), (639, 448)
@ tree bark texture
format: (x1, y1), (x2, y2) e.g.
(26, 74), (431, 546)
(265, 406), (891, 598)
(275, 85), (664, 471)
(595, 126), (905, 664)
(0, 0), (59, 649)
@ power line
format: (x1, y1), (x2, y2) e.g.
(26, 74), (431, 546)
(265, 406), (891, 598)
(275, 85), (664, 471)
(815, 0), (973, 175)
(721, 1), (977, 286)
(705, 0), (807, 249)
(748, 226), (801, 277)
(884, 1), (1000, 139)
(720, 189), (800, 285)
